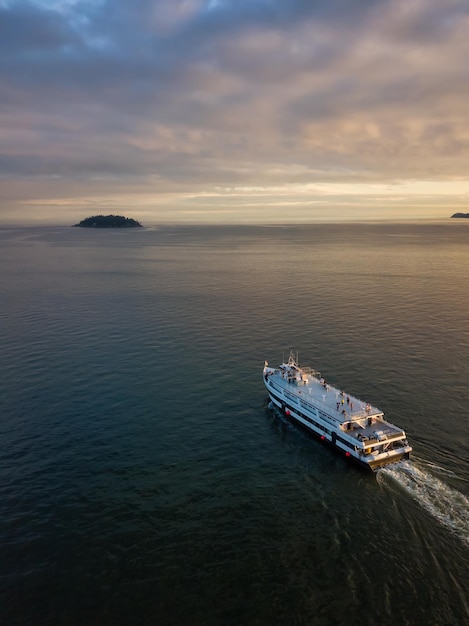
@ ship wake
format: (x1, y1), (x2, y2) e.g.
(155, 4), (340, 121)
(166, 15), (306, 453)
(379, 460), (469, 547)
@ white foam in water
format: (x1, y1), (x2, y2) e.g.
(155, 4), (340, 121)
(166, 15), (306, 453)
(380, 460), (469, 546)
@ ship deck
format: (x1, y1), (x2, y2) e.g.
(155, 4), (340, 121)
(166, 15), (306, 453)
(270, 369), (380, 422)
(269, 370), (406, 442)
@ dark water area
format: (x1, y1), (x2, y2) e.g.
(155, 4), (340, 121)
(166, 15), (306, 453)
(0, 222), (468, 625)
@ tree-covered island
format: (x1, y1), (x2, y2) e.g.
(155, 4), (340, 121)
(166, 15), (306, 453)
(73, 215), (143, 228)
(451, 213), (469, 218)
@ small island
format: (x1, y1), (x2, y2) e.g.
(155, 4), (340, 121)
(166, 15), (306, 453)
(451, 213), (469, 219)
(73, 215), (143, 228)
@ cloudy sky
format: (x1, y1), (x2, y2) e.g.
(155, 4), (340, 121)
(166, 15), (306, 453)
(1, 0), (468, 224)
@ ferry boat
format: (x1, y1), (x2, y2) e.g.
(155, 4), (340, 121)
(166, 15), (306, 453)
(263, 352), (411, 471)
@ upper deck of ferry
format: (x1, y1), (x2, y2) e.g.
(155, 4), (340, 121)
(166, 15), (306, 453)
(268, 365), (380, 420)
(265, 358), (406, 442)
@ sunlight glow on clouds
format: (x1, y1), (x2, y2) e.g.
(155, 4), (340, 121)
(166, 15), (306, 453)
(0, 0), (468, 223)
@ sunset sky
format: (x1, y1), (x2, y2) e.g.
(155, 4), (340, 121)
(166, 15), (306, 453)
(1, 0), (468, 224)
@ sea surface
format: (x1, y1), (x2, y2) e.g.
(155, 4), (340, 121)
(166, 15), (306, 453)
(0, 221), (468, 626)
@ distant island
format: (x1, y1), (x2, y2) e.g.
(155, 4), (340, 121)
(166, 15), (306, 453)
(73, 215), (143, 228)
(451, 213), (469, 219)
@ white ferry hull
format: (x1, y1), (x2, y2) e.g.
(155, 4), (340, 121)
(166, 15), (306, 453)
(264, 354), (411, 472)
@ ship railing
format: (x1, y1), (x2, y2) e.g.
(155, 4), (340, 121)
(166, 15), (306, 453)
(356, 428), (405, 443)
(351, 410), (383, 419)
(301, 367), (320, 378)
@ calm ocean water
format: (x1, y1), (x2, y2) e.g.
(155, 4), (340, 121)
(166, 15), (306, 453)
(0, 222), (468, 625)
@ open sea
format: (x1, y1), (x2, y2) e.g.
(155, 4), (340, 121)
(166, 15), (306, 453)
(0, 221), (468, 626)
